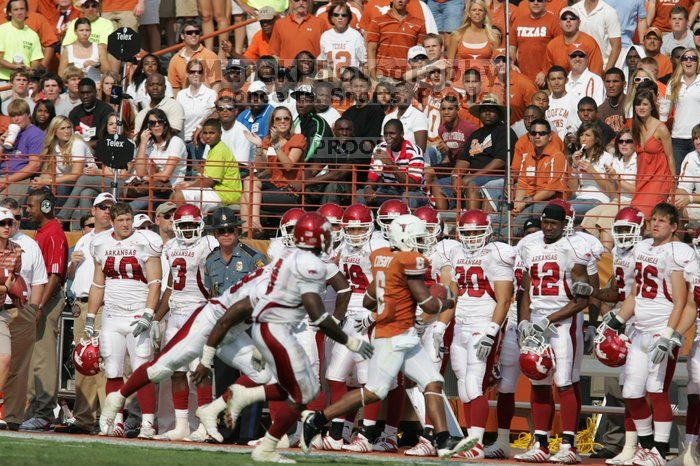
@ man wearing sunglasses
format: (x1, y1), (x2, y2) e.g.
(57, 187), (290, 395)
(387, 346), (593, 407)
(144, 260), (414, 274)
(168, 19), (221, 96)
(565, 46), (605, 106)
(545, 7), (604, 77)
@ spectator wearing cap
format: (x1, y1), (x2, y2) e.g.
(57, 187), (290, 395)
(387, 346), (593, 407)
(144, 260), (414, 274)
(0, 0), (42, 82)
(68, 77), (113, 148)
(292, 84), (333, 162)
(604, 0), (648, 49)
(62, 0), (114, 48)
(54, 192), (113, 434)
(269, 0), (328, 64)
(487, 48), (538, 125)
(243, 6), (277, 61)
(175, 58), (217, 162)
(171, 118), (242, 212)
(220, 59), (251, 97)
(0, 197), (46, 432)
(154, 201), (176, 246)
(0, 99), (43, 201)
(2, 70), (33, 115)
(366, 0), (426, 80)
(204, 207), (267, 296)
(167, 19), (221, 96)
(570, 0), (622, 70)
(661, 6), (696, 56)
(134, 73), (185, 135)
(204, 92), (254, 175)
(237, 80), (274, 140)
(545, 7), (604, 77)
(566, 46), (605, 106)
(133, 213), (153, 230)
(642, 27), (673, 78)
(382, 80), (428, 153)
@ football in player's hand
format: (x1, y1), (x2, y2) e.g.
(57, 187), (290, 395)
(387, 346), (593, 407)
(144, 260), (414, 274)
(0, 271), (27, 307)
(429, 284), (449, 300)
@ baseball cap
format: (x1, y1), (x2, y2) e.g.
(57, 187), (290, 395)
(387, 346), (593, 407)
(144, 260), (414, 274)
(407, 45), (428, 61)
(559, 6), (579, 19)
(522, 217), (541, 233)
(155, 202), (177, 217)
(569, 45), (587, 56)
(0, 207), (14, 223)
(541, 204), (567, 222)
(93, 192), (116, 207)
(492, 48), (506, 60)
(291, 84), (314, 98)
(133, 214), (152, 228)
(225, 59), (245, 71)
(257, 6), (276, 21)
(645, 27), (662, 38)
(207, 207), (242, 229)
(248, 80), (267, 94)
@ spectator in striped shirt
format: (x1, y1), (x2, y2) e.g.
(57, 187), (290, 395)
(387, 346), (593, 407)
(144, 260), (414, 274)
(358, 119), (427, 208)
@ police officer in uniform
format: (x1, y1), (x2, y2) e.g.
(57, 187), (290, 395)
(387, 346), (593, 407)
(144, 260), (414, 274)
(204, 207), (267, 297)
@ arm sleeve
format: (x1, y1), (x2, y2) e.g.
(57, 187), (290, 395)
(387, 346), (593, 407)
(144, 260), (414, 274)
(30, 35), (44, 61)
(365, 18), (381, 44)
(31, 249), (48, 286)
(399, 251), (428, 276)
(47, 235), (68, 275)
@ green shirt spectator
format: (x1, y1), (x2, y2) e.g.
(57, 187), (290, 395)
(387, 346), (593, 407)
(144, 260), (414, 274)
(0, 9), (43, 81)
(204, 141), (242, 205)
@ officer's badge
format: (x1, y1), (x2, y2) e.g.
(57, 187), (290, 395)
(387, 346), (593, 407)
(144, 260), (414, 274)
(235, 260), (244, 271)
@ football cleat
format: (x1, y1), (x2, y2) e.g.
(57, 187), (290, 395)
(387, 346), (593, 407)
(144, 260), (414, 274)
(299, 410), (322, 454)
(549, 443), (581, 464)
(437, 436), (479, 458)
(405, 436), (437, 457)
(342, 432), (373, 453)
(630, 447), (664, 466)
(514, 441), (551, 462)
(455, 441), (485, 459)
(251, 444), (297, 463)
(485, 440), (512, 459)
(107, 421), (124, 437)
(137, 420), (156, 439)
(154, 423), (189, 441)
(225, 384), (257, 430)
(195, 402), (223, 443)
(248, 435), (290, 449)
(321, 435), (344, 451)
(606, 445), (638, 464)
(372, 435), (398, 453)
(99, 391), (125, 435)
(183, 424), (209, 443)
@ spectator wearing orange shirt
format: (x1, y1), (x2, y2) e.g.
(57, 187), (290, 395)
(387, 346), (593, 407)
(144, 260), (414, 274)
(167, 20), (221, 96)
(648, 0), (700, 34)
(510, 0), (561, 86)
(545, 7), (604, 78)
(243, 6), (277, 61)
(269, 0), (328, 64)
(360, 0), (435, 33)
(100, 0), (143, 30)
(487, 48), (538, 125)
(516, 0), (568, 17)
(366, 0), (425, 80)
(642, 28), (673, 78)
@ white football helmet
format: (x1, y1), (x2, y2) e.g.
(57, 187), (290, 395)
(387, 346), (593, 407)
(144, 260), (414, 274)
(388, 214), (431, 254)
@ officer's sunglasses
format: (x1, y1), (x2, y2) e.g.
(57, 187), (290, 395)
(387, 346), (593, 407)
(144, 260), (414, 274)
(216, 226), (237, 235)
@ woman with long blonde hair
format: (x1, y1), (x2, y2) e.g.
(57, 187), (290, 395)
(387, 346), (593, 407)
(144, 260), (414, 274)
(31, 115), (93, 204)
(447, 0), (500, 81)
(663, 48), (700, 171)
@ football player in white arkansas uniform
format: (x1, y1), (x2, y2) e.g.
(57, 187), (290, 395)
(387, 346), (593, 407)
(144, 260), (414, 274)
(486, 217), (541, 460)
(98, 264), (273, 442)
(88, 202), (163, 438)
(516, 200), (593, 463)
(587, 207), (645, 465)
(597, 203), (695, 466)
(192, 212), (373, 463)
(324, 204), (388, 451)
(150, 204), (218, 441)
(376, 199), (410, 240)
(441, 210), (515, 459)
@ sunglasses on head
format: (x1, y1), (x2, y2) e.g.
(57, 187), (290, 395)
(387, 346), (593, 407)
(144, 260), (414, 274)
(0, 220), (13, 227)
(529, 130), (549, 137)
(183, 29), (201, 36)
(147, 119), (166, 128)
(85, 223), (95, 228)
(681, 55), (699, 62)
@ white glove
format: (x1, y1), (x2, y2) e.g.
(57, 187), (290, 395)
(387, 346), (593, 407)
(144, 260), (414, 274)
(571, 281), (594, 297)
(432, 321), (447, 357)
(131, 309), (154, 337)
(150, 320), (161, 349)
(84, 314), (96, 338)
(345, 337), (374, 359)
(531, 317), (555, 339)
(517, 320), (534, 346)
(475, 322), (500, 360)
(650, 328), (675, 365)
(353, 313), (374, 333)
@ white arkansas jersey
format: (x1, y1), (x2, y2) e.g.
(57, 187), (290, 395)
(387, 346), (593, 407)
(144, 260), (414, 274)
(338, 235), (389, 315)
(574, 231), (605, 275)
(446, 242), (515, 327)
(632, 238), (694, 332)
(164, 235), (219, 310)
(318, 28), (367, 78)
(266, 237), (286, 262)
(427, 238), (460, 285)
(507, 249), (528, 324)
(253, 248), (328, 324)
(206, 266), (271, 323)
(518, 231), (591, 317)
(684, 259), (700, 333)
(612, 246), (636, 308)
(91, 229), (163, 315)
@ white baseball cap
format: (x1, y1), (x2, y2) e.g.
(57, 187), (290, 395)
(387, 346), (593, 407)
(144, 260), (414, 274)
(93, 192), (116, 207)
(248, 80), (267, 94)
(0, 207), (14, 223)
(133, 214), (153, 228)
(407, 46), (428, 61)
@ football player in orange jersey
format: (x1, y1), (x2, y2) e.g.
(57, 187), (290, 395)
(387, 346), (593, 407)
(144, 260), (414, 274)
(300, 214), (476, 458)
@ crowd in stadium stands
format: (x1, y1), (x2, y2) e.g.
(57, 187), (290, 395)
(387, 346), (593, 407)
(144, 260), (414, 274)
(0, 0), (699, 461)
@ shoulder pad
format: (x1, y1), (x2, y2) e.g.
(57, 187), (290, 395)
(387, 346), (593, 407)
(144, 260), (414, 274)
(398, 251), (428, 275)
(492, 241), (516, 266)
(294, 251), (326, 281)
(672, 242), (695, 269)
(136, 229), (164, 255)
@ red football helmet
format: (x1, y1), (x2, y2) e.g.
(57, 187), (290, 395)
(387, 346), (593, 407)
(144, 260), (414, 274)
(280, 208), (306, 247)
(546, 199), (574, 236)
(73, 337), (101, 376)
(593, 327), (630, 367)
(613, 207), (645, 250)
(457, 209), (492, 253)
(294, 212), (333, 255)
(377, 199), (410, 239)
(413, 206), (442, 247)
(342, 204), (374, 247)
(173, 204), (204, 244)
(317, 203), (344, 243)
(519, 336), (556, 381)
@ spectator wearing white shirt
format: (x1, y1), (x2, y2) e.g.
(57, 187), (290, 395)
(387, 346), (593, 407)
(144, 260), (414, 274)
(314, 81), (341, 128)
(661, 6), (696, 56)
(1, 69), (34, 115)
(381, 80), (429, 153)
(674, 124), (700, 221)
(566, 47), (605, 106)
(317, 1), (366, 78)
(571, 0), (622, 70)
(174, 59), (217, 164)
(545, 66), (581, 140)
(0, 198), (47, 432)
(126, 54), (175, 112)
